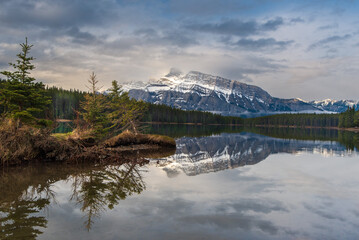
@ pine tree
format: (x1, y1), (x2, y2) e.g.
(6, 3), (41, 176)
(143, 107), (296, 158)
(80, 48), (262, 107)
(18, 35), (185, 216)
(354, 110), (359, 127)
(107, 80), (124, 132)
(0, 38), (51, 126)
(107, 80), (147, 134)
(79, 72), (108, 138)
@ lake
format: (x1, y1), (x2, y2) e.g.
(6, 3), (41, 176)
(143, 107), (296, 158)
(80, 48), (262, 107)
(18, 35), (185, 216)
(1, 125), (359, 240)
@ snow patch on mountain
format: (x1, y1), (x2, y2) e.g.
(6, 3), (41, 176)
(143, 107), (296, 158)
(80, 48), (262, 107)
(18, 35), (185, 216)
(121, 69), (357, 115)
(310, 99), (359, 112)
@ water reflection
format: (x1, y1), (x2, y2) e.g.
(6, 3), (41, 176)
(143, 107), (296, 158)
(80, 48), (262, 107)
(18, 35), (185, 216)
(0, 160), (148, 238)
(157, 132), (358, 176)
(0, 194), (49, 239)
(70, 163), (146, 230)
(1, 128), (358, 239)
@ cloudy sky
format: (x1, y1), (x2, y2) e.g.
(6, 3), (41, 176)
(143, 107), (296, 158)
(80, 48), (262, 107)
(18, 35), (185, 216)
(0, 0), (358, 100)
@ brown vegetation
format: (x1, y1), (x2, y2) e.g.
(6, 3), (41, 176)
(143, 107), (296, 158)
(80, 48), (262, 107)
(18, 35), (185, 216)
(105, 130), (176, 148)
(0, 120), (176, 168)
(0, 119), (72, 166)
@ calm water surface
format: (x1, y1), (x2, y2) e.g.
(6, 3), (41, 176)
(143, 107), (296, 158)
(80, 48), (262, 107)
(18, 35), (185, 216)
(1, 126), (359, 240)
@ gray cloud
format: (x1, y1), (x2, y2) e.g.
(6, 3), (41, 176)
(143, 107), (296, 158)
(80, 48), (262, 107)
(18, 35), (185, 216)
(210, 55), (287, 84)
(168, 0), (258, 16)
(307, 34), (351, 50)
(0, 0), (116, 29)
(261, 17), (284, 31)
(290, 17), (305, 23)
(180, 213), (279, 234)
(331, 6), (346, 16)
(303, 203), (346, 221)
(0, 57), (9, 68)
(134, 28), (198, 48)
(162, 30), (198, 47)
(235, 38), (294, 51)
(187, 17), (284, 37)
(317, 23), (338, 31)
(67, 27), (98, 44)
(127, 197), (194, 217)
(0, 0), (358, 100)
(353, 210), (359, 218)
(228, 198), (288, 214)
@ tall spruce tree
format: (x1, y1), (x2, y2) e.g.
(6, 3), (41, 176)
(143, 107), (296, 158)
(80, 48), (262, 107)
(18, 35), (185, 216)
(0, 38), (51, 126)
(107, 80), (147, 134)
(107, 80), (124, 132)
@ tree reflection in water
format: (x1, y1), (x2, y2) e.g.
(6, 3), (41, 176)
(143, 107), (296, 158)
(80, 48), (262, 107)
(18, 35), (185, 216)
(0, 158), (149, 238)
(70, 161), (147, 230)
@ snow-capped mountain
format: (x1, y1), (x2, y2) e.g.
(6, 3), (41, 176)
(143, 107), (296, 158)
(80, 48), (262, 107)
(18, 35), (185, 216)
(123, 69), (357, 116)
(125, 69), (319, 117)
(309, 99), (359, 112)
(154, 132), (353, 177)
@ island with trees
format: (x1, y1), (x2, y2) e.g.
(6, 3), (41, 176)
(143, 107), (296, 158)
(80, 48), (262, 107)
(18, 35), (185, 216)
(0, 39), (175, 167)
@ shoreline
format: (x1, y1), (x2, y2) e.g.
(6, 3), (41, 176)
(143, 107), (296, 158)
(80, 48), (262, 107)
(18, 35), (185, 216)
(55, 119), (359, 133)
(142, 122), (359, 133)
(1, 130), (176, 168)
(251, 124), (359, 133)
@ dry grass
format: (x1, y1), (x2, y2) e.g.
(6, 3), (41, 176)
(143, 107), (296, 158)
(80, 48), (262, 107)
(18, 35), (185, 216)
(52, 132), (73, 141)
(0, 120), (73, 166)
(1, 121), (175, 168)
(105, 130), (176, 148)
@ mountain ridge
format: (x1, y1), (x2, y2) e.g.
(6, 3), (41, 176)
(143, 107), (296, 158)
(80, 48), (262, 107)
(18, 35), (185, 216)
(123, 69), (357, 117)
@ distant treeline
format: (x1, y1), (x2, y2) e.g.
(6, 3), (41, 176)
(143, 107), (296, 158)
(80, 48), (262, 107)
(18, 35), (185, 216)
(46, 86), (85, 119)
(242, 108), (359, 129)
(142, 103), (243, 125)
(338, 107), (359, 128)
(244, 113), (340, 128)
(14, 85), (359, 129)
(45, 87), (244, 124)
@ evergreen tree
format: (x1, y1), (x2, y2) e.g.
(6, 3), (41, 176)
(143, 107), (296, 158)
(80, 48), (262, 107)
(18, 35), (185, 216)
(107, 80), (147, 134)
(79, 72), (108, 138)
(107, 80), (124, 132)
(120, 93), (147, 134)
(0, 38), (51, 126)
(354, 110), (359, 127)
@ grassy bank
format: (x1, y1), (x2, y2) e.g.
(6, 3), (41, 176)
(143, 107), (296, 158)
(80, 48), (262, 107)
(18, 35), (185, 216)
(0, 122), (176, 168)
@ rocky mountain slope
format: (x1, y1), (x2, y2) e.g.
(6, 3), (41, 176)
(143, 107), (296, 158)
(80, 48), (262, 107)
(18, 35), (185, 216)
(123, 69), (357, 116)
(309, 99), (359, 112)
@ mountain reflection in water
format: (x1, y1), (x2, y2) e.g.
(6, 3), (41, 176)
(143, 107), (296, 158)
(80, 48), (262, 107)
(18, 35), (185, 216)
(0, 129), (358, 239)
(156, 132), (358, 177)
